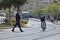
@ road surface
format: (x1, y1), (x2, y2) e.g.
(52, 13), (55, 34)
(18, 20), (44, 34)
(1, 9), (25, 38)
(0, 18), (60, 40)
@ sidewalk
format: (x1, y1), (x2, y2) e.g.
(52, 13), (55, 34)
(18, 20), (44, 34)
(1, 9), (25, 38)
(54, 21), (60, 25)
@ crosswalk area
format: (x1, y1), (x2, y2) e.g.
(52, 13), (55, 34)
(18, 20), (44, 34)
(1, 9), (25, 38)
(0, 18), (60, 40)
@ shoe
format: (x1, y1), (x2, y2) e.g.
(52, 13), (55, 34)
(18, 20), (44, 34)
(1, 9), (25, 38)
(21, 30), (24, 32)
(12, 29), (14, 32)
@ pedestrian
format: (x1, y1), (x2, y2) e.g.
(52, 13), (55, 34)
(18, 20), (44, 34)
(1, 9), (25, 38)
(50, 15), (54, 22)
(12, 9), (23, 32)
(39, 13), (46, 31)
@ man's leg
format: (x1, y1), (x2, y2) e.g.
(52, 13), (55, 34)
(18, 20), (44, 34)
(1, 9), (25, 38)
(45, 21), (46, 29)
(12, 23), (17, 32)
(41, 22), (43, 28)
(18, 23), (23, 32)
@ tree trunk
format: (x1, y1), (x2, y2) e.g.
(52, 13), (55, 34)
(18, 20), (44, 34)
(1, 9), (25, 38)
(9, 8), (11, 25)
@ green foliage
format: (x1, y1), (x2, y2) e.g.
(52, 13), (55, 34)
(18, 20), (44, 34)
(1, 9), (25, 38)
(4, 18), (28, 26)
(0, 0), (12, 10)
(20, 19), (28, 24)
(0, 0), (27, 25)
(32, 6), (46, 15)
(11, 0), (27, 7)
(45, 1), (60, 15)
(23, 8), (29, 11)
(0, 0), (27, 10)
(4, 8), (9, 13)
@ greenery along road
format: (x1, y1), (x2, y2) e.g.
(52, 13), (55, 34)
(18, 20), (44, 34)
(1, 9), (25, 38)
(32, 0), (60, 17)
(0, 0), (27, 26)
(0, 19), (28, 29)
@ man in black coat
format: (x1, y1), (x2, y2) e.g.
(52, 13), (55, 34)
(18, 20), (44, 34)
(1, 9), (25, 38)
(12, 10), (23, 32)
(39, 13), (46, 31)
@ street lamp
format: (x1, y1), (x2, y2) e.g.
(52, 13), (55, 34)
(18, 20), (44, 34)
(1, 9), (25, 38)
(29, 2), (32, 14)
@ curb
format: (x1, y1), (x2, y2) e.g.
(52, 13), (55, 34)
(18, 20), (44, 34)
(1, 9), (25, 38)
(29, 18), (41, 22)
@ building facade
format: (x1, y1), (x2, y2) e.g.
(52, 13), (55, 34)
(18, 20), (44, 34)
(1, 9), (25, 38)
(22, 0), (58, 11)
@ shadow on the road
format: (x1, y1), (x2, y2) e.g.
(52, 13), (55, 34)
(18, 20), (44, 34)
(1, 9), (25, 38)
(14, 31), (22, 33)
(21, 26), (30, 28)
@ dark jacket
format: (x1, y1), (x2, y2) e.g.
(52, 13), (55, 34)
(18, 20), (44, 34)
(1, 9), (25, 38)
(39, 13), (45, 22)
(16, 13), (21, 22)
(40, 16), (45, 22)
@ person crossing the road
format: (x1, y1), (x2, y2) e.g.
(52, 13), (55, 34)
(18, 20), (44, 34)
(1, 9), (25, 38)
(12, 9), (23, 32)
(39, 13), (46, 31)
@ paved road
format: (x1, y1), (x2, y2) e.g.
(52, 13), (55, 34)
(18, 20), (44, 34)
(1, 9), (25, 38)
(0, 18), (60, 40)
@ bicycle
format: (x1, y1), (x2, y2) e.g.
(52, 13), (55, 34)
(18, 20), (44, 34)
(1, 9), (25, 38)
(41, 21), (46, 31)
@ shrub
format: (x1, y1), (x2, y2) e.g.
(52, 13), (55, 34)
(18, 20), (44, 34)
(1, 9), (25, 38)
(4, 18), (28, 26)
(20, 19), (28, 24)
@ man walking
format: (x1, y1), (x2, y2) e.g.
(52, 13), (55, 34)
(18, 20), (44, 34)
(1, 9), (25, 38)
(12, 9), (23, 32)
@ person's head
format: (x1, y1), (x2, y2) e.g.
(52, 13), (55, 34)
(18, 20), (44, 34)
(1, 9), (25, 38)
(17, 9), (21, 13)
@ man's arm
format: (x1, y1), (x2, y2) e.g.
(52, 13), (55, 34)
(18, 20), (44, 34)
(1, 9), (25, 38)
(18, 14), (21, 19)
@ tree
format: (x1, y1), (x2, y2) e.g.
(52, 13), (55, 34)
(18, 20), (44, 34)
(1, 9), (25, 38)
(44, 1), (60, 20)
(0, 0), (27, 25)
(11, 0), (27, 10)
(0, 0), (27, 9)
(32, 6), (46, 15)
(45, 1), (60, 15)
(0, 0), (12, 25)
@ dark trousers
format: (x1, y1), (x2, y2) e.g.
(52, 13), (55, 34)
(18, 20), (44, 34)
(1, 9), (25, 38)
(12, 21), (22, 31)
